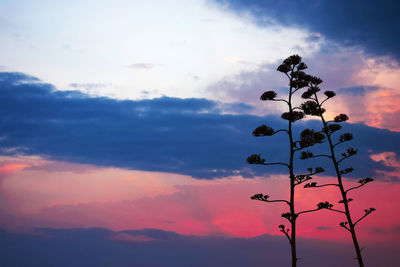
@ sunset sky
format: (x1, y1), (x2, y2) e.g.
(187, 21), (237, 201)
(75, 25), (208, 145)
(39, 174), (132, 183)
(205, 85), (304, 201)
(1, 0), (399, 266)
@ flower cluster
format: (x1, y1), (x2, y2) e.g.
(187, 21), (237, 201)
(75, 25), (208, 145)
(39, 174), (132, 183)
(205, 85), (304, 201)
(310, 76), (323, 85)
(304, 182), (317, 188)
(301, 86), (320, 99)
(277, 63), (291, 73)
(253, 125), (275, 136)
(358, 177), (374, 185)
(299, 129), (325, 148)
(341, 147), (358, 157)
(334, 114), (349, 122)
(339, 133), (353, 142)
(260, 91), (277, 100)
(295, 174), (312, 184)
(301, 101), (325, 116)
(297, 62), (307, 70)
(300, 150), (314, 160)
(324, 91), (336, 98)
(323, 123), (342, 133)
(317, 201), (333, 209)
(250, 193), (269, 201)
(290, 79), (309, 89)
(340, 167), (354, 174)
(364, 207), (376, 214)
(283, 54), (302, 66)
(281, 111), (304, 122)
(246, 154), (265, 164)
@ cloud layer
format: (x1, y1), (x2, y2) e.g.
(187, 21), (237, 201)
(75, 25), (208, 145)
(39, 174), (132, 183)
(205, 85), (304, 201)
(0, 227), (398, 267)
(215, 0), (400, 61)
(0, 72), (399, 179)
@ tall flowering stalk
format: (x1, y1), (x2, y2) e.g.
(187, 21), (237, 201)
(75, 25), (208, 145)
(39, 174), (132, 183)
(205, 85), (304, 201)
(299, 77), (375, 267)
(247, 55), (335, 267)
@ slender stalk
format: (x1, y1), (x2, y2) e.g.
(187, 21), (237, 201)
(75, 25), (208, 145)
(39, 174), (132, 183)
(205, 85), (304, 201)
(249, 56), (317, 267)
(287, 67), (297, 267)
(314, 95), (365, 267)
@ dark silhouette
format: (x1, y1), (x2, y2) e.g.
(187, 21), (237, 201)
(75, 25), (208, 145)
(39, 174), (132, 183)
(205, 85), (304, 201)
(299, 72), (375, 267)
(247, 55), (335, 267)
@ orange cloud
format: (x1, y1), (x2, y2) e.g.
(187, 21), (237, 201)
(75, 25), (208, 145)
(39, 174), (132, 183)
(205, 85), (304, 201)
(0, 164), (28, 173)
(338, 56), (400, 131)
(369, 152), (400, 182)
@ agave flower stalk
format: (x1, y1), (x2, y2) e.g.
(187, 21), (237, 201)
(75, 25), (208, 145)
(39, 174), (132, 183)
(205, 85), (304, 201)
(247, 55), (334, 267)
(300, 76), (375, 267)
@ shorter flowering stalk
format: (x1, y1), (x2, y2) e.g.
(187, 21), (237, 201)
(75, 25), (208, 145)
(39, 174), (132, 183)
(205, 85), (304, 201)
(299, 74), (375, 267)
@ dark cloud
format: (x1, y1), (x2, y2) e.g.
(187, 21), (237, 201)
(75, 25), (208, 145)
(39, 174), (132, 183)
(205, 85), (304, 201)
(0, 227), (398, 266)
(335, 86), (379, 96)
(0, 72), (399, 179)
(317, 225), (332, 231)
(372, 225), (400, 234)
(214, 0), (400, 61)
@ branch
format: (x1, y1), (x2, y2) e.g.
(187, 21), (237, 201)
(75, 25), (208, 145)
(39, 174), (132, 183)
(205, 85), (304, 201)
(247, 154), (289, 168)
(263, 162), (290, 168)
(345, 184), (364, 193)
(278, 225), (291, 243)
(346, 178), (374, 194)
(299, 151), (331, 160)
(333, 141), (342, 148)
(259, 199), (290, 205)
(315, 183), (339, 188)
(339, 222), (351, 232)
(337, 149), (357, 164)
(310, 154), (332, 159)
(354, 208), (376, 226)
(294, 168), (326, 186)
(250, 194), (290, 205)
(292, 106), (302, 110)
(293, 146), (302, 153)
(297, 208), (321, 216)
(320, 97), (330, 106)
(297, 207), (345, 216)
(297, 201), (345, 216)
(304, 182), (339, 188)
(294, 177), (312, 186)
(273, 129), (289, 135)
(337, 155), (353, 164)
(270, 98), (289, 105)
(327, 208), (347, 214)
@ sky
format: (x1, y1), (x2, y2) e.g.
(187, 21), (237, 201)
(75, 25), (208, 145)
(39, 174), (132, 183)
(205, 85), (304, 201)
(0, 0), (400, 266)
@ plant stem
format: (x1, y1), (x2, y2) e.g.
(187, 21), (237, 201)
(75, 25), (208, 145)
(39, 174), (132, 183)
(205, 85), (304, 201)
(315, 95), (364, 267)
(288, 69), (297, 267)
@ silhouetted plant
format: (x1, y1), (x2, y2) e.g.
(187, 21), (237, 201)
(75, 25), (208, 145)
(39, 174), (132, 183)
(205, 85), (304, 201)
(299, 68), (375, 267)
(247, 55), (334, 267)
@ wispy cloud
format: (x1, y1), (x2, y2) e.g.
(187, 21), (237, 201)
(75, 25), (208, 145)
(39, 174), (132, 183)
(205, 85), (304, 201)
(125, 63), (155, 70)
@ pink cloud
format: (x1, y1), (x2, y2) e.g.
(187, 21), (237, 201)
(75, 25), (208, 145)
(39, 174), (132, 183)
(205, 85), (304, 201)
(328, 56), (400, 131)
(0, 156), (399, 246)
